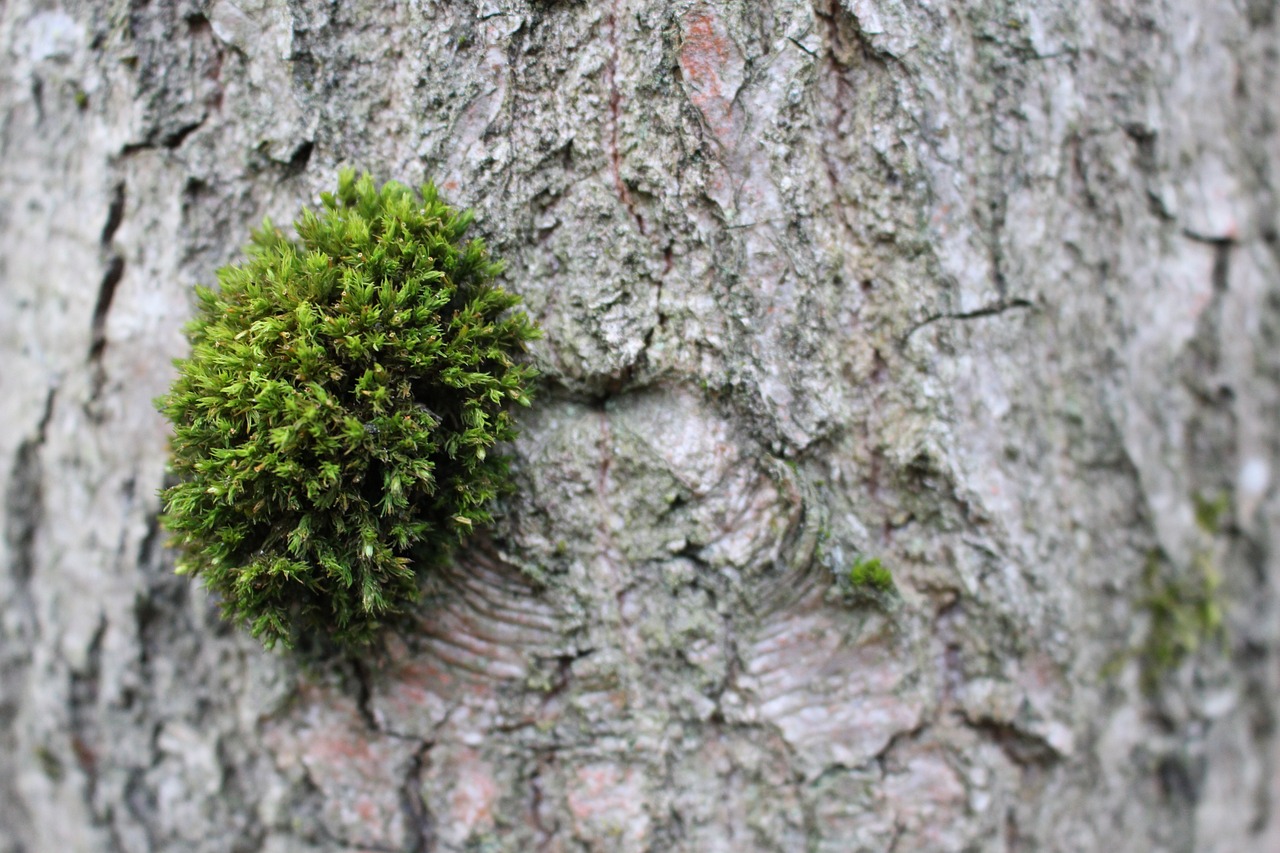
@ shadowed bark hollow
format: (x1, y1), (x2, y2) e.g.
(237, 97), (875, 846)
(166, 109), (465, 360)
(2, 1), (1279, 851)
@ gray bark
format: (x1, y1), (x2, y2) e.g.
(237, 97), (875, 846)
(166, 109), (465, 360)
(2, 0), (1279, 850)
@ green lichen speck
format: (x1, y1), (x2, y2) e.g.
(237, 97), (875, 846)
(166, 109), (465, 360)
(158, 170), (540, 649)
(1139, 550), (1227, 692)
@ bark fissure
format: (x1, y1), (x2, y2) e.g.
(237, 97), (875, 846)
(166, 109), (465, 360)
(905, 298), (1035, 340)
(88, 182), (128, 407)
(5, 388), (55, 587)
(120, 118), (210, 156)
(401, 741), (435, 853)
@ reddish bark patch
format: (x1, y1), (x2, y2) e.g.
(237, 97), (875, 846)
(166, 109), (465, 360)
(567, 763), (650, 845)
(678, 8), (745, 146)
(263, 685), (417, 849)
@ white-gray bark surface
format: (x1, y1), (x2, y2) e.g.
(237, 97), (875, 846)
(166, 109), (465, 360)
(2, 1), (1279, 850)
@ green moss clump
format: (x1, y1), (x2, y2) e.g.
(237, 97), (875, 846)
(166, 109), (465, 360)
(1139, 551), (1226, 692)
(159, 170), (539, 648)
(1193, 492), (1230, 535)
(849, 556), (894, 592)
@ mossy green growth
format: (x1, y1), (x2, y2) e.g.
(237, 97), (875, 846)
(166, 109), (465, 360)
(849, 556), (894, 592)
(158, 170), (540, 649)
(1193, 492), (1230, 535)
(1138, 550), (1226, 692)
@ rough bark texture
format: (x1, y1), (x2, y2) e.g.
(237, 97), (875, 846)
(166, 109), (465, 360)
(2, 1), (1279, 850)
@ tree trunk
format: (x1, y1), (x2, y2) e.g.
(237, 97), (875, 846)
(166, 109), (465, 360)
(2, 0), (1279, 850)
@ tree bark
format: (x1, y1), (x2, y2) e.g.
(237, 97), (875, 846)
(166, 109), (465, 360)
(2, 0), (1279, 850)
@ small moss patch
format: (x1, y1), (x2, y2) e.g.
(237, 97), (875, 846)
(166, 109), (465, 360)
(849, 556), (895, 592)
(1138, 550), (1226, 693)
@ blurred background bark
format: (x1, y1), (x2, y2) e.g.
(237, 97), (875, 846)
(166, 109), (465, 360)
(2, 1), (1279, 850)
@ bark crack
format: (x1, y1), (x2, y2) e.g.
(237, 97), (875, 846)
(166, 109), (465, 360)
(88, 182), (128, 407)
(1182, 228), (1238, 250)
(5, 388), (55, 586)
(120, 117), (210, 156)
(351, 657), (380, 732)
(904, 298), (1034, 341)
(87, 255), (125, 366)
(400, 740), (434, 853)
(528, 750), (562, 851)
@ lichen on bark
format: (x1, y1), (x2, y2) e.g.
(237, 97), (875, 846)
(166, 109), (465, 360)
(1, 0), (1279, 851)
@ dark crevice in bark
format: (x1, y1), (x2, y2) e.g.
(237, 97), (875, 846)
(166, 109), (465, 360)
(1123, 123), (1177, 222)
(655, 246), (671, 317)
(87, 255), (125, 367)
(401, 740), (435, 853)
(969, 21), (1026, 304)
(136, 508), (162, 574)
(1182, 228), (1239, 249)
(120, 117), (209, 156)
(527, 750), (561, 851)
(100, 181), (127, 245)
(160, 119), (204, 149)
(787, 35), (817, 57)
(280, 139), (315, 180)
(986, 193), (1010, 297)
(350, 656), (380, 732)
(5, 388), (55, 586)
(1156, 751), (1206, 810)
(88, 181), (127, 408)
(1210, 240), (1233, 293)
(873, 720), (931, 774)
(904, 298), (1035, 341)
(533, 649), (590, 710)
(969, 718), (1066, 767)
(30, 76), (45, 125)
